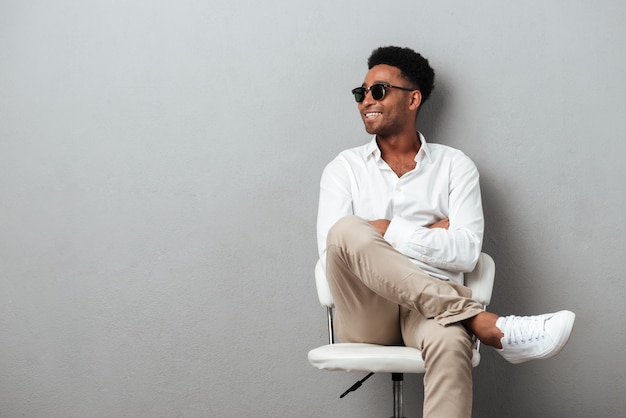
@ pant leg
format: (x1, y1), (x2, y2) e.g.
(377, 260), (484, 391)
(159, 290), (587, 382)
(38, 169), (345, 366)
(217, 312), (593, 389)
(326, 244), (404, 344)
(401, 307), (473, 418)
(325, 215), (483, 328)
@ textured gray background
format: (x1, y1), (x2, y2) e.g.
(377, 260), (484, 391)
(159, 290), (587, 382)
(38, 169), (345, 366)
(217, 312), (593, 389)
(1, 1), (624, 417)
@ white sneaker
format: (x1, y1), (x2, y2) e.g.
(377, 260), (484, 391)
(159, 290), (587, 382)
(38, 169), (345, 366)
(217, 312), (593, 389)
(496, 310), (575, 364)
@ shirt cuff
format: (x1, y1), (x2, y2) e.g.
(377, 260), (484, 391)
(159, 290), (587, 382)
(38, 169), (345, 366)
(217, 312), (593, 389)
(383, 215), (415, 254)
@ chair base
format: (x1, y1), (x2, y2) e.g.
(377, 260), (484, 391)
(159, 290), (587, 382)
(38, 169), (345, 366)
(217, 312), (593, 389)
(341, 372), (406, 418)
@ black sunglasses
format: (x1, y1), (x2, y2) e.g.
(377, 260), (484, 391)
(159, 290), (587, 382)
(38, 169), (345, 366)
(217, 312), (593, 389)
(351, 83), (415, 103)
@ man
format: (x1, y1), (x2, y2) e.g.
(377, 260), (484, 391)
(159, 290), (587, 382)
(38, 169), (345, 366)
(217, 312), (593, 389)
(316, 46), (575, 417)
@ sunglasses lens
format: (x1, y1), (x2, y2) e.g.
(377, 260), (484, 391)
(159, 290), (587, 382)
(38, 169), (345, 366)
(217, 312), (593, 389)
(352, 88), (365, 103)
(371, 84), (385, 100)
(352, 85), (387, 102)
(352, 87), (365, 103)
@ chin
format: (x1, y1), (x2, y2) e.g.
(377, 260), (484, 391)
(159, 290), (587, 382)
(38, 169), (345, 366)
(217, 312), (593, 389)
(363, 122), (379, 135)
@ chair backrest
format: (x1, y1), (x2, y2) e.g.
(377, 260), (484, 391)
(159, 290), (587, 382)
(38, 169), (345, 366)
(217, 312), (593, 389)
(464, 253), (495, 306)
(314, 260), (334, 308)
(315, 252), (495, 309)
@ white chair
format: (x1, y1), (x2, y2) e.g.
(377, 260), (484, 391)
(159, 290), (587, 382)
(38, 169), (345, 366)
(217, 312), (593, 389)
(308, 253), (495, 418)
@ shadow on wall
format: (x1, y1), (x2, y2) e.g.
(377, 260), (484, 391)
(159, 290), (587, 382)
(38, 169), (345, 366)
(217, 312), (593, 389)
(414, 75), (449, 142)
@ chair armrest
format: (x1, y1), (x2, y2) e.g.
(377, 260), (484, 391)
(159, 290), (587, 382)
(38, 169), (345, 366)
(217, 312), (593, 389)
(315, 260), (334, 308)
(464, 253), (495, 307)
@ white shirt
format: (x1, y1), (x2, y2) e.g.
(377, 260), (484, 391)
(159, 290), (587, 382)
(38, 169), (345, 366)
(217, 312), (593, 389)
(317, 133), (484, 284)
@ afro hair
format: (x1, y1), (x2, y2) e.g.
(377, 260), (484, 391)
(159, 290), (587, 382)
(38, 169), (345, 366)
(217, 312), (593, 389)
(368, 46), (435, 102)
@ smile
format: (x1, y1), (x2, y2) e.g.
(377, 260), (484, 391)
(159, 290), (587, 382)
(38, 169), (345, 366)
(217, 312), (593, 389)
(365, 112), (382, 119)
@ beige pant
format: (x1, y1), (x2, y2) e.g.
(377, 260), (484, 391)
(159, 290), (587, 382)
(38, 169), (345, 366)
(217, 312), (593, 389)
(325, 216), (484, 418)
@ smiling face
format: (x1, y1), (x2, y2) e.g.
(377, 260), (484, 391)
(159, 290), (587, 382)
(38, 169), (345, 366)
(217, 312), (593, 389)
(358, 64), (421, 138)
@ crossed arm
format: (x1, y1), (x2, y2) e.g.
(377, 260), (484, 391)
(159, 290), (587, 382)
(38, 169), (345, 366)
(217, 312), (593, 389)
(368, 218), (449, 236)
(318, 151), (483, 274)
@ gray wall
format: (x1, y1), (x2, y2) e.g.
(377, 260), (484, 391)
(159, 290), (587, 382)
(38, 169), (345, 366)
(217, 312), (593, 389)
(1, 1), (624, 417)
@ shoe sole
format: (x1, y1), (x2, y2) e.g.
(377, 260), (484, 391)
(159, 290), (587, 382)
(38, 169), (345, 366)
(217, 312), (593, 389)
(539, 310), (576, 361)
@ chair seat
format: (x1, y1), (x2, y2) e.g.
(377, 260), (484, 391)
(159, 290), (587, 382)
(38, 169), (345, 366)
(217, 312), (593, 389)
(308, 343), (481, 374)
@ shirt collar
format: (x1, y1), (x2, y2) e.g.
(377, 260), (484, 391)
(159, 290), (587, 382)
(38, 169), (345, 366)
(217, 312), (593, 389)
(416, 132), (433, 163)
(365, 131), (433, 163)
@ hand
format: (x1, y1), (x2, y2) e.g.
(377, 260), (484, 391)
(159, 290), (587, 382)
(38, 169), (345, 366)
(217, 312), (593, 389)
(368, 219), (391, 236)
(428, 218), (449, 230)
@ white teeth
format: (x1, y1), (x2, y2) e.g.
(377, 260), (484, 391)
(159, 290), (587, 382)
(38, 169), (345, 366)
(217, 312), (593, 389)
(365, 112), (381, 119)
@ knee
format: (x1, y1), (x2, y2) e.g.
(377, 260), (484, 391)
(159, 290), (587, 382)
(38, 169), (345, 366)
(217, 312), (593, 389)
(326, 215), (368, 248)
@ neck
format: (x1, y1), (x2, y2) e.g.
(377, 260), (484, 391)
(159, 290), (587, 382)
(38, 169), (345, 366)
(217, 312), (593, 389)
(376, 130), (421, 157)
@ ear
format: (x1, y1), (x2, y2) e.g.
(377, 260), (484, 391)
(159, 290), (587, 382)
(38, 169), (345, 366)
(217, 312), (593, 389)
(408, 90), (423, 111)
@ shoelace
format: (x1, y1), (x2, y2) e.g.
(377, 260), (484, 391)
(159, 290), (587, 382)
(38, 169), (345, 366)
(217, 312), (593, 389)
(500, 315), (547, 344)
